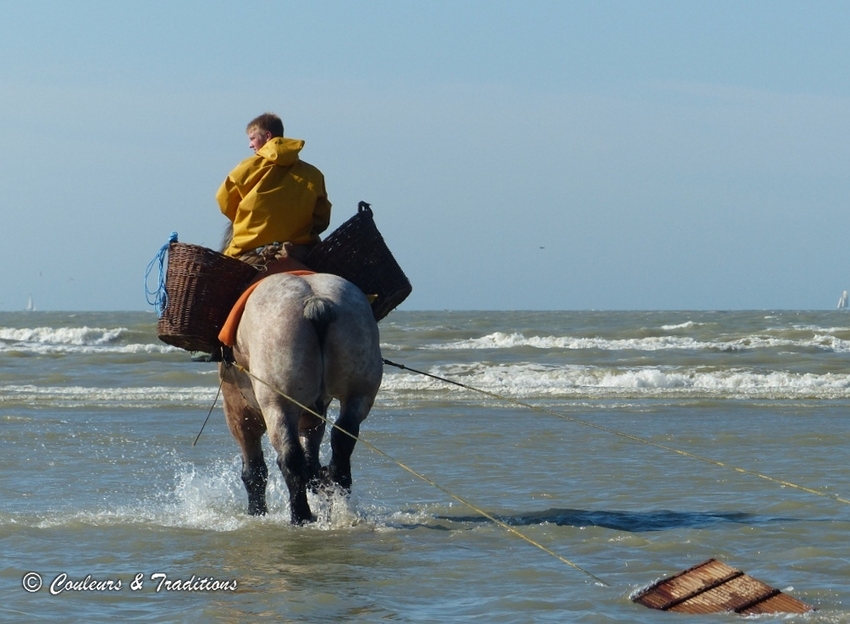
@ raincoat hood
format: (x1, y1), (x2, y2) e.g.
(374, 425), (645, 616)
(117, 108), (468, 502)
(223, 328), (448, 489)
(256, 137), (305, 167)
(217, 135), (331, 257)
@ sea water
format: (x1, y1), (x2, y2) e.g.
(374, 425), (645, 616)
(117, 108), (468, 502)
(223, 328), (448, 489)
(1, 310), (849, 622)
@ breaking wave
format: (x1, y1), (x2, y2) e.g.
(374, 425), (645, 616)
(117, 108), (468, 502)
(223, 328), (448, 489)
(423, 331), (850, 353)
(0, 326), (125, 345)
(0, 325), (177, 354)
(378, 363), (850, 400)
(0, 385), (216, 408)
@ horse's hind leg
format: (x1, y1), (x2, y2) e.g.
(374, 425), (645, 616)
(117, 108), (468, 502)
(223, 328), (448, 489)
(299, 403), (327, 491)
(265, 402), (314, 524)
(222, 380), (268, 516)
(327, 396), (372, 491)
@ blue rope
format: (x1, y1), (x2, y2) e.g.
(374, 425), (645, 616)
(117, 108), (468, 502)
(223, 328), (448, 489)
(144, 232), (178, 317)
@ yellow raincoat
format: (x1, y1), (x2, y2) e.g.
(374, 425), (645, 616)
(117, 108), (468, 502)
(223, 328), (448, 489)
(216, 137), (331, 257)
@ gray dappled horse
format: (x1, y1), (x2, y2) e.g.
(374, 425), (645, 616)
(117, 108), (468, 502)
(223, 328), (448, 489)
(219, 272), (382, 524)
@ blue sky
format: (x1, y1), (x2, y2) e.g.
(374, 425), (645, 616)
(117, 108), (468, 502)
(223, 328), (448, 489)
(1, 1), (849, 311)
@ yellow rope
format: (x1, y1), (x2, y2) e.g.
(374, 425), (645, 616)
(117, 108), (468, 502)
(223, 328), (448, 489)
(383, 359), (850, 507)
(231, 362), (609, 587)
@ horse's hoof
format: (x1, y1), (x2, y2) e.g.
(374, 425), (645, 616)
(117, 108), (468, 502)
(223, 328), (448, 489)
(248, 504), (268, 516)
(326, 464), (353, 492)
(291, 513), (316, 526)
(290, 496), (314, 525)
(307, 475), (325, 495)
(318, 465), (331, 484)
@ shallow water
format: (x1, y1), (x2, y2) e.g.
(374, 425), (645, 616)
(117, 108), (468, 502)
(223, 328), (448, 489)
(2, 310), (850, 622)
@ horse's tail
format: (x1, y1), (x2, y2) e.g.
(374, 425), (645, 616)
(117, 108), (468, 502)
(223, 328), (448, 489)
(219, 223), (234, 253)
(303, 296), (338, 346)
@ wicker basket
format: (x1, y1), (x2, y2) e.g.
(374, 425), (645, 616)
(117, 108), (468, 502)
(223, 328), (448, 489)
(157, 242), (258, 352)
(306, 202), (412, 321)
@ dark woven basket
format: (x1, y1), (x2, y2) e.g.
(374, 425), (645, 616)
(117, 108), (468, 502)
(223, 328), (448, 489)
(157, 242), (258, 352)
(306, 202), (412, 321)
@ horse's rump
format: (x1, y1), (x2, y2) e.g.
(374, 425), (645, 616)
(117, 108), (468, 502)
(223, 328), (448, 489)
(221, 270), (382, 522)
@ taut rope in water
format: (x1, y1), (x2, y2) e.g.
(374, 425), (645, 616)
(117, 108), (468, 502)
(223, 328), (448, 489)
(382, 358), (850, 507)
(229, 362), (609, 587)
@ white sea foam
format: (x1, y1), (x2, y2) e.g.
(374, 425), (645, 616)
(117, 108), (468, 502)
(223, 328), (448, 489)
(1, 342), (180, 355)
(20, 455), (387, 533)
(0, 326), (125, 345)
(425, 331), (850, 353)
(791, 324), (850, 334)
(426, 331), (706, 351)
(660, 321), (700, 330)
(378, 363), (850, 399)
(0, 325), (177, 354)
(0, 384), (216, 407)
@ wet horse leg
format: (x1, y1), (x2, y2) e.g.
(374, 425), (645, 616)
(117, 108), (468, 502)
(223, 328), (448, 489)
(241, 440), (268, 516)
(269, 405), (314, 524)
(222, 381), (268, 515)
(299, 403), (327, 491)
(326, 396), (371, 491)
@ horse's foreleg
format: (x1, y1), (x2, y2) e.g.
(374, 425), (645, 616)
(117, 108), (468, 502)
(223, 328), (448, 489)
(243, 449), (268, 516)
(327, 396), (371, 492)
(222, 379), (268, 516)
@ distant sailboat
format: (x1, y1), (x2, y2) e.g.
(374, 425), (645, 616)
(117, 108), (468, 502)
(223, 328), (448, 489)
(839, 290), (848, 310)
(25, 295), (35, 312)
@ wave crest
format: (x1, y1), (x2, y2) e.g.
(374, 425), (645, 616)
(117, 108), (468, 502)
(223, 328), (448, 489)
(425, 331), (850, 353)
(379, 363), (850, 400)
(0, 326), (125, 346)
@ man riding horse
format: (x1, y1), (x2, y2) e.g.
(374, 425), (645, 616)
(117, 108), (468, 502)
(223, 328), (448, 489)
(191, 112), (332, 362)
(217, 112), (332, 268)
(214, 113), (383, 524)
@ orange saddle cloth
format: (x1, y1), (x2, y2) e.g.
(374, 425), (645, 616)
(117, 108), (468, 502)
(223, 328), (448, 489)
(217, 267), (315, 347)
